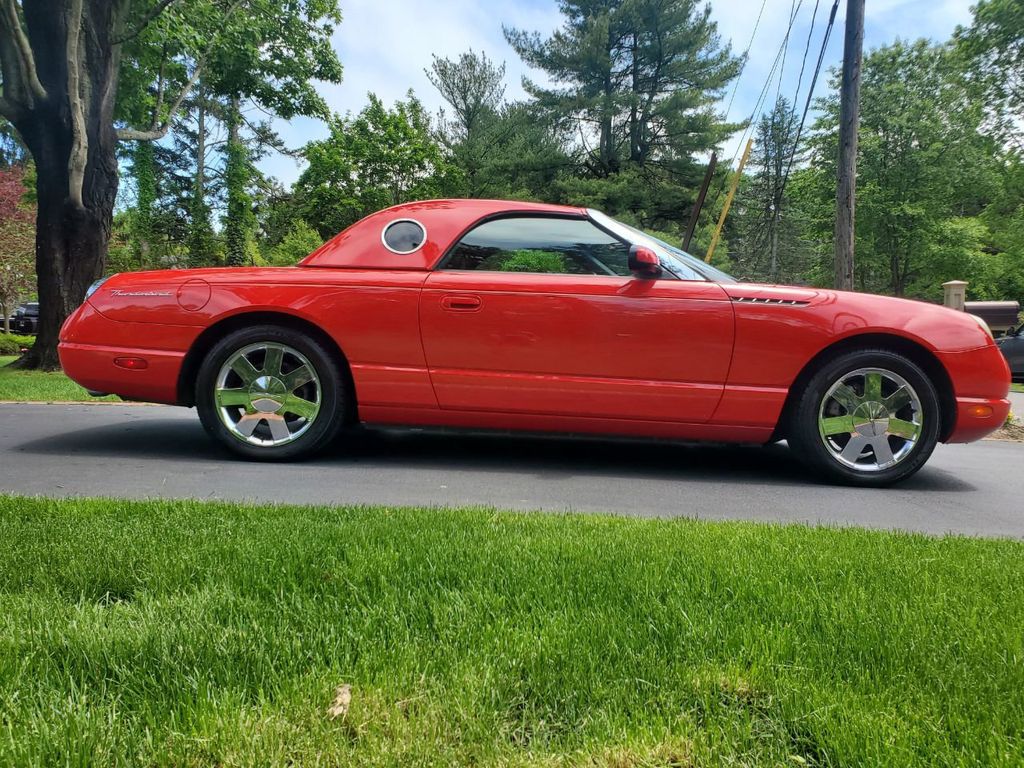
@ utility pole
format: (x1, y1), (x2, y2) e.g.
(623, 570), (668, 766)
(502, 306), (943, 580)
(834, 0), (865, 291)
(683, 152), (717, 252)
(706, 138), (753, 264)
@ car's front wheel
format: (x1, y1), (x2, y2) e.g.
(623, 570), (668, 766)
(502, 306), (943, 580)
(788, 349), (942, 486)
(196, 325), (347, 460)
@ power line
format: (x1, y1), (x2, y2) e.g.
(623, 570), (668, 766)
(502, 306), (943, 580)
(791, 0), (824, 111)
(778, 0), (841, 202)
(706, 0), (807, 218)
(774, 0), (801, 109)
(721, 0), (771, 124)
(728, 0), (806, 169)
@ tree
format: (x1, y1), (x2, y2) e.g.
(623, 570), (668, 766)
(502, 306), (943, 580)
(800, 41), (1001, 297)
(0, 165), (35, 334)
(727, 97), (810, 283)
(956, 0), (1024, 148)
(505, 0), (740, 191)
(427, 50), (572, 201)
(0, 0), (342, 369)
(266, 220), (322, 266)
(295, 92), (458, 238)
(427, 49), (506, 197)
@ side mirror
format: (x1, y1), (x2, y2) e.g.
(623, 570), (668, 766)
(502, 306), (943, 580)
(628, 245), (661, 278)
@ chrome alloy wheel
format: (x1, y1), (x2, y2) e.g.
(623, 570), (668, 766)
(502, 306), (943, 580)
(214, 342), (321, 447)
(817, 367), (924, 472)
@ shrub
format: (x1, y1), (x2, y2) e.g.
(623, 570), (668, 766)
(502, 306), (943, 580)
(0, 333), (33, 355)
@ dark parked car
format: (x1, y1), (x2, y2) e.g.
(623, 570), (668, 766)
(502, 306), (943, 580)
(997, 324), (1024, 382)
(10, 302), (38, 334)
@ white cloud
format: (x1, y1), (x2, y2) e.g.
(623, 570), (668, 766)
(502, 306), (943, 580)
(258, 0), (975, 185)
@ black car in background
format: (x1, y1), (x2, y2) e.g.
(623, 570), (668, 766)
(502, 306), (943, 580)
(9, 302), (38, 334)
(997, 324), (1024, 382)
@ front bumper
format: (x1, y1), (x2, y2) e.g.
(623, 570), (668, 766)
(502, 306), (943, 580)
(937, 344), (1013, 443)
(947, 396), (1011, 443)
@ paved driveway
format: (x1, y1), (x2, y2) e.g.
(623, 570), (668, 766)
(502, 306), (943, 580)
(1, 403), (1022, 538)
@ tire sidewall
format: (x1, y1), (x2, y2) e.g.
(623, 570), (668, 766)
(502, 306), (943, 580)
(195, 325), (345, 460)
(791, 350), (941, 486)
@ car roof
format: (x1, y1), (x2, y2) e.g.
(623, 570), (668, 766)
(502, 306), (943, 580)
(301, 199), (588, 271)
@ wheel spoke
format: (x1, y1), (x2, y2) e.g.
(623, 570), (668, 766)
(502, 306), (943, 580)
(839, 434), (869, 463)
(887, 418), (920, 440)
(820, 415), (855, 436)
(282, 394), (318, 420)
(215, 388), (250, 408)
(230, 354), (260, 385)
(215, 341), (323, 448)
(830, 383), (861, 412)
(884, 385), (912, 413)
(871, 436), (895, 466)
(263, 346), (284, 377)
(819, 367), (926, 474)
(266, 415), (291, 441)
(235, 413), (262, 437)
(863, 372), (883, 401)
(282, 364), (314, 392)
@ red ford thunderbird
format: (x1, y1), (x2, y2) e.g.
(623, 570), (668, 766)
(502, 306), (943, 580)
(59, 199), (1011, 485)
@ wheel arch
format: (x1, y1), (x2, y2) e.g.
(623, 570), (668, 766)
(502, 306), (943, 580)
(176, 311), (355, 416)
(774, 333), (957, 442)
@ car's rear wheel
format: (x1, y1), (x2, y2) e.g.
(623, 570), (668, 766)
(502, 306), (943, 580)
(196, 325), (347, 460)
(788, 349), (941, 486)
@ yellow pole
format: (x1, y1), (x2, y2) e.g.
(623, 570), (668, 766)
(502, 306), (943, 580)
(705, 137), (754, 263)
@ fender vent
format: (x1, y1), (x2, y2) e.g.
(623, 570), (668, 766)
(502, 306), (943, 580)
(731, 296), (810, 306)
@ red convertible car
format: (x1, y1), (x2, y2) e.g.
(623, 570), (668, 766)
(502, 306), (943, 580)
(60, 199), (1011, 485)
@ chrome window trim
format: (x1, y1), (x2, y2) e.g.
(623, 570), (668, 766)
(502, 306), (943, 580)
(381, 218), (427, 255)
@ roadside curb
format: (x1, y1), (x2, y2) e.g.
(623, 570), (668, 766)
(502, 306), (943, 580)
(0, 400), (162, 406)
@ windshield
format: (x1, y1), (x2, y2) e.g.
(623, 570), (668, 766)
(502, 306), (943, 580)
(588, 209), (737, 283)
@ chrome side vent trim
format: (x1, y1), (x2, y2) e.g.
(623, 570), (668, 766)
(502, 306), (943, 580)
(731, 296), (810, 306)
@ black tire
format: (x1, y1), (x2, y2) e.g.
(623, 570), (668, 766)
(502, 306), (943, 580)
(195, 325), (348, 460)
(787, 348), (942, 487)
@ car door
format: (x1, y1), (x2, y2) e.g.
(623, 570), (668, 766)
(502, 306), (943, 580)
(418, 214), (735, 424)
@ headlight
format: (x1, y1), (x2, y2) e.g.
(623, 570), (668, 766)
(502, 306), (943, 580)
(85, 275), (114, 301)
(968, 313), (994, 340)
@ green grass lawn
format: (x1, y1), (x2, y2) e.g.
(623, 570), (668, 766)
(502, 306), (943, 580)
(0, 355), (118, 401)
(1012, 382), (1024, 393)
(0, 496), (1021, 766)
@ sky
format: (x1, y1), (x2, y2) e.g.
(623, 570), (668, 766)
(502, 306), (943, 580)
(258, 0), (977, 186)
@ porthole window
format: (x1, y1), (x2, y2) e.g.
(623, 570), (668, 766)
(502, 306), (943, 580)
(382, 219), (426, 254)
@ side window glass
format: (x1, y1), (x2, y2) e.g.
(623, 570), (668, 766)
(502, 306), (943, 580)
(444, 217), (632, 276)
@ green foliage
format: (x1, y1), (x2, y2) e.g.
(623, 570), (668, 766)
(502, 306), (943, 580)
(0, 335), (33, 356)
(223, 100), (257, 267)
(495, 249), (567, 273)
(795, 40), (1009, 299)
(128, 141), (157, 269)
(295, 92), (458, 238)
(956, 0), (1024, 144)
(503, 0), (740, 231)
(266, 221), (323, 266)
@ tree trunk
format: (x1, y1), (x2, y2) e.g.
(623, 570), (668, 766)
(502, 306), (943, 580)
(8, 0), (125, 370)
(22, 126), (113, 369)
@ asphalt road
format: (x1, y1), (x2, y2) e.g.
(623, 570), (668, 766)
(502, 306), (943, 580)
(1, 403), (1022, 538)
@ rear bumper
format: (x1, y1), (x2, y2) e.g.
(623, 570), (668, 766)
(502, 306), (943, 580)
(58, 342), (184, 404)
(58, 302), (191, 404)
